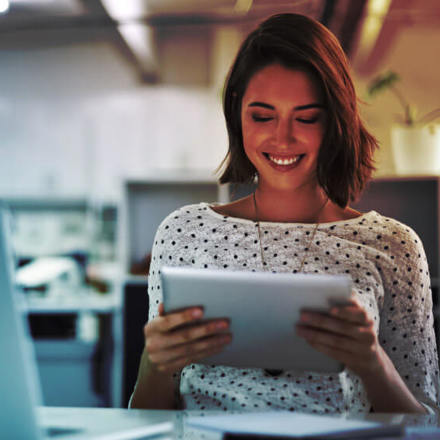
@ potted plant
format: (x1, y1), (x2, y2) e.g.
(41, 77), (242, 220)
(367, 71), (440, 175)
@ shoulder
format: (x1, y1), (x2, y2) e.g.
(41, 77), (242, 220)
(151, 203), (210, 254)
(156, 203), (209, 233)
(154, 202), (237, 241)
(371, 212), (422, 244)
(361, 212), (427, 263)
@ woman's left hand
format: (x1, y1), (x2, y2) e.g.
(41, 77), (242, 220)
(296, 295), (385, 378)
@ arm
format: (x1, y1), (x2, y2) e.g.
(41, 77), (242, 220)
(130, 349), (176, 409)
(297, 225), (439, 413)
(130, 304), (231, 409)
(130, 211), (231, 409)
(130, 216), (179, 410)
(297, 298), (427, 413)
(377, 225), (439, 414)
(360, 346), (426, 413)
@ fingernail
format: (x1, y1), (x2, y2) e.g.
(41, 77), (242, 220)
(216, 321), (228, 330)
(301, 313), (311, 322)
(192, 309), (203, 318)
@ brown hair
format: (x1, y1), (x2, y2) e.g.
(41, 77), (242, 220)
(218, 13), (378, 207)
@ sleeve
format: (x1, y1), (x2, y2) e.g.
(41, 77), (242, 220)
(147, 207), (188, 321)
(147, 224), (165, 322)
(379, 223), (440, 414)
(146, 209), (186, 408)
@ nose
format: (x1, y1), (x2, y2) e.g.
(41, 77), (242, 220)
(275, 116), (295, 148)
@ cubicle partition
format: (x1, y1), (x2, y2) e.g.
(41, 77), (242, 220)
(119, 176), (223, 274)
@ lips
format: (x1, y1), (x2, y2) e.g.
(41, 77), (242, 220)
(263, 152), (305, 170)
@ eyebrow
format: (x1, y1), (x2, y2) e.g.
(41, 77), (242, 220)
(248, 102), (325, 111)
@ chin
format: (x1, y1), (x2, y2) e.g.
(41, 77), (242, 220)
(262, 178), (314, 193)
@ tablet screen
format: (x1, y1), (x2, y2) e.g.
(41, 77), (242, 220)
(161, 266), (352, 372)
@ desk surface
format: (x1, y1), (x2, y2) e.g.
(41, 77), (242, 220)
(39, 407), (440, 440)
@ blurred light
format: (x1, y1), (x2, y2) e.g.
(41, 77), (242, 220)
(101, 0), (147, 21)
(117, 23), (158, 76)
(354, 0), (391, 65)
(101, 0), (157, 78)
(368, 0), (391, 16)
(234, 0), (253, 14)
(0, 0), (10, 15)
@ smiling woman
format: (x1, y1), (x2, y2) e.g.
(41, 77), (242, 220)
(219, 19), (378, 219)
(130, 13), (440, 416)
(240, 65), (327, 200)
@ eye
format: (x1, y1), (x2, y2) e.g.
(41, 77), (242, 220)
(251, 115), (273, 122)
(296, 116), (319, 124)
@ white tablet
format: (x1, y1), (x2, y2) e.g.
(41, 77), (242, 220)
(160, 266), (352, 373)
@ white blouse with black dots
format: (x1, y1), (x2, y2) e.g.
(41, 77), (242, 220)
(146, 202), (440, 414)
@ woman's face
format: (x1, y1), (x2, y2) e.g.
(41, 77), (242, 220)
(241, 63), (327, 193)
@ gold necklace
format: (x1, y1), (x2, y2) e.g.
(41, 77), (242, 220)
(253, 192), (329, 272)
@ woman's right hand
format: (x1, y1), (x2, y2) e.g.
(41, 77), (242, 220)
(144, 303), (232, 374)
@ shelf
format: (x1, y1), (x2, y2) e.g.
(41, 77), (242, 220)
(23, 290), (121, 314)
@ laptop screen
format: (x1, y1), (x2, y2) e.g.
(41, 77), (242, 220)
(0, 206), (45, 439)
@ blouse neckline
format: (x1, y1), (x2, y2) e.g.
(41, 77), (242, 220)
(203, 202), (376, 228)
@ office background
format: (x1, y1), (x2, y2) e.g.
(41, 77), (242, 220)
(1, 0), (439, 409)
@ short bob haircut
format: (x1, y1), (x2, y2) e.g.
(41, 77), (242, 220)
(218, 13), (378, 208)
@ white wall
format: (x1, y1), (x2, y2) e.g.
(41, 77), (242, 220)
(85, 87), (227, 201)
(0, 30), (230, 202)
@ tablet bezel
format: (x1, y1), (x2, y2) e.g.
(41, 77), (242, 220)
(160, 266), (352, 373)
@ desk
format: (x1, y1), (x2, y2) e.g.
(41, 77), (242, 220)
(39, 407), (440, 439)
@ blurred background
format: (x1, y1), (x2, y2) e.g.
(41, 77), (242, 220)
(1, 0), (439, 409)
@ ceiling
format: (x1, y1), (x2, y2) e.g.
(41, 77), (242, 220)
(0, 0), (326, 31)
(1, 0), (439, 82)
(0, 0), (366, 81)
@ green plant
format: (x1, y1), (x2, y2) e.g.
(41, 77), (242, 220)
(367, 71), (440, 126)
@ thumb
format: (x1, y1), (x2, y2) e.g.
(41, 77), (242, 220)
(158, 302), (165, 316)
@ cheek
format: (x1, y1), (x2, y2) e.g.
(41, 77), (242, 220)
(241, 119), (269, 149)
(242, 126), (264, 166)
(241, 119), (257, 150)
(299, 124), (326, 148)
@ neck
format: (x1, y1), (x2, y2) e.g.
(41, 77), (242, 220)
(253, 185), (329, 223)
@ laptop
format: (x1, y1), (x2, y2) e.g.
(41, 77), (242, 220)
(0, 206), (173, 439)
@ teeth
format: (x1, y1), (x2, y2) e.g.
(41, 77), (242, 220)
(268, 154), (301, 165)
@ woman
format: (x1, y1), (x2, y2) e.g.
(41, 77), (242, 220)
(130, 13), (439, 414)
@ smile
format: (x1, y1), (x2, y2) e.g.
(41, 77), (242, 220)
(268, 154), (301, 165)
(263, 153), (305, 167)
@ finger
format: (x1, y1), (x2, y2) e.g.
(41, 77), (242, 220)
(329, 304), (372, 326)
(151, 319), (230, 351)
(156, 340), (232, 374)
(299, 308), (373, 336)
(297, 325), (357, 350)
(304, 340), (351, 366)
(305, 337), (381, 375)
(158, 302), (165, 316)
(297, 325), (376, 353)
(147, 307), (203, 335)
(298, 312), (356, 337)
(150, 333), (231, 365)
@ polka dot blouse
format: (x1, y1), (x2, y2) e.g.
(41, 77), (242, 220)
(147, 202), (440, 414)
